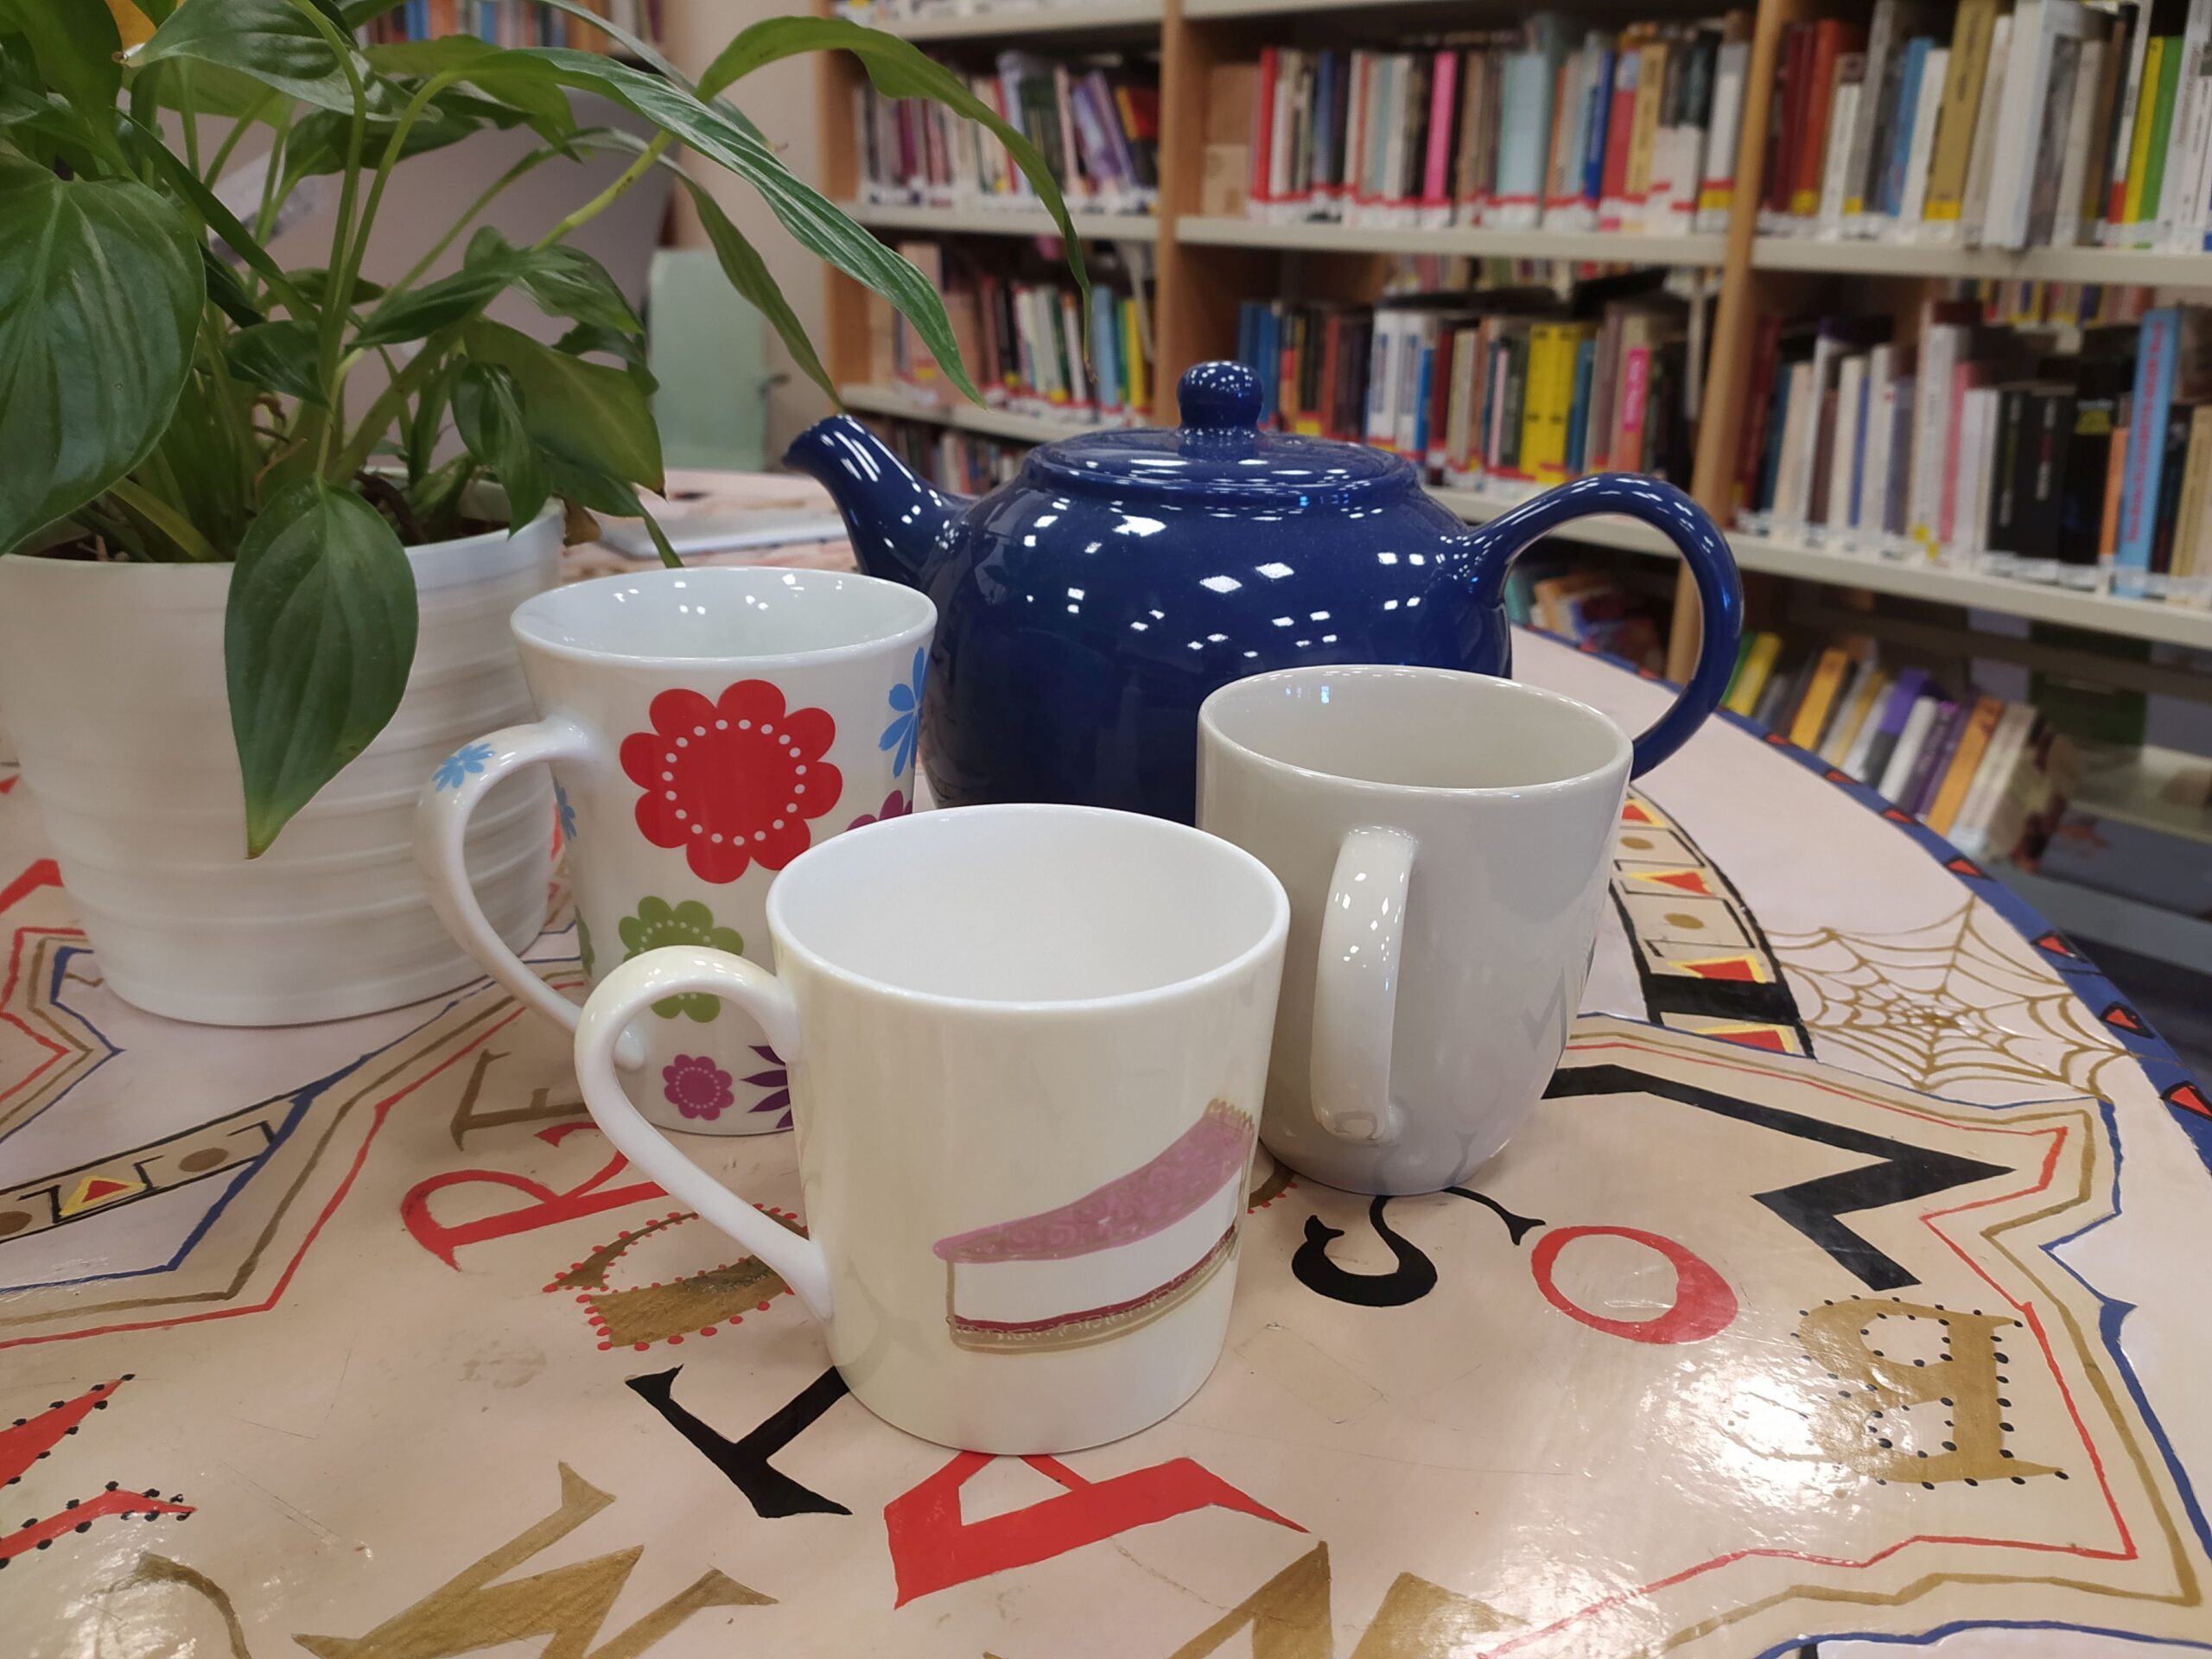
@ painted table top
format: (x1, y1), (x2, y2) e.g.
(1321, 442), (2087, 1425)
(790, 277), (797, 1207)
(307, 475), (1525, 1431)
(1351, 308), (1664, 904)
(3, 543), (2211, 1658)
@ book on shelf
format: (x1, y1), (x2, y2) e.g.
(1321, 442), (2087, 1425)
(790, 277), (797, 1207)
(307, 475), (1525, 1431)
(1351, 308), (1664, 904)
(365, 0), (658, 47)
(1233, 270), (1701, 493)
(1733, 296), (2212, 596)
(868, 242), (1154, 429)
(855, 50), (1160, 217)
(1238, 12), (1751, 241)
(1758, 0), (2212, 254)
(873, 417), (1029, 494)
(1503, 563), (1667, 668)
(1726, 634), (2087, 866)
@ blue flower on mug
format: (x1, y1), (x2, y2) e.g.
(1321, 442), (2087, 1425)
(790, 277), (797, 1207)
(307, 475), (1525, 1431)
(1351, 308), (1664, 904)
(555, 782), (578, 843)
(879, 646), (927, 778)
(433, 742), (495, 791)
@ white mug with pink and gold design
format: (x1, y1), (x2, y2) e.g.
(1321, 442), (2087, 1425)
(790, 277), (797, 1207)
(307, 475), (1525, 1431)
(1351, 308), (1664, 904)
(415, 566), (936, 1135)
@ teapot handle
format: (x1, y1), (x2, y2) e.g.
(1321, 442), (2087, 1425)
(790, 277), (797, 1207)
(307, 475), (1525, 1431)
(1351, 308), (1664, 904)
(1465, 474), (1743, 777)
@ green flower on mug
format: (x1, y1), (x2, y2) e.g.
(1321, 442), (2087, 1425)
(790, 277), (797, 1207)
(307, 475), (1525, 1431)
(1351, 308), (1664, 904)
(576, 916), (596, 981)
(619, 895), (743, 1020)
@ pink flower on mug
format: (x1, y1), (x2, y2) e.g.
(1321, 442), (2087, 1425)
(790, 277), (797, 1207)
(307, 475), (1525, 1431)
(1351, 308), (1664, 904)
(620, 682), (843, 882)
(663, 1054), (734, 1121)
(848, 789), (912, 832)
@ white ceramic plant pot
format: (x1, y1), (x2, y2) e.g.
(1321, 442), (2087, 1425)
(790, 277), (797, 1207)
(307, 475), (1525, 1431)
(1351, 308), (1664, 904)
(0, 508), (561, 1026)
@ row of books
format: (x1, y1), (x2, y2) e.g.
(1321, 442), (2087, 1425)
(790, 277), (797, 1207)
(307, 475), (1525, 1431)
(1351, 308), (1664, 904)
(1503, 562), (1668, 668)
(364, 0), (658, 47)
(1765, 0), (2212, 252)
(869, 245), (1156, 426)
(1232, 272), (1702, 489)
(1736, 298), (2212, 594)
(877, 419), (1028, 496)
(1726, 636), (2082, 864)
(1226, 15), (1753, 236)
(855, 54), (1160, 217)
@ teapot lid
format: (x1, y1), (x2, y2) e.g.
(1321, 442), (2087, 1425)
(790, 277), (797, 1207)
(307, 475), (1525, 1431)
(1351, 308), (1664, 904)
(1020, 361), (1416, 505)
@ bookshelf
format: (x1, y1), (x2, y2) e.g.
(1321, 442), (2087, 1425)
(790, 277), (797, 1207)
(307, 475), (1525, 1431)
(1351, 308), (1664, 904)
(814, 0), (2212, 981)
(843, 201), (1161, 239)
(840, 380), (1104, 442)
(1178, 214), (1727, 265)
(858, 0), (1166, 41)
(1751, 236), (2212, 286)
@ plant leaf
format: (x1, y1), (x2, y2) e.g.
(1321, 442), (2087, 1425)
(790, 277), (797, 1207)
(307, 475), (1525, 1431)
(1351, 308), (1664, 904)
(543, 455), (677, 567)
(355, 227), (639, 346)
(224, 477), (418, 857)
(0, 0), (120, 138)
(451, 360), (546, 534)
(0, 162), (202, 553)
(670, 171), (833, 404)
(201, 245), (266, 327)
(364, 35), (573, 134)
(462, 316), (662, 493)
(534, 49), (985, 404)
(470, 226), (639, 334)
(285, 265), (385, 309)
(694, 16), (1086, 300)
(227, 318), (325, 404)
(125, 113), (311, 315)
(555, 319), (650, 375)
(136, 0), (391, 116)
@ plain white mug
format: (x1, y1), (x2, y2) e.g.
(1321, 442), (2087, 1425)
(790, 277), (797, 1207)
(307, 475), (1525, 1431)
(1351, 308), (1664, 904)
(1198, 666), (1631, 1195)
(572, 803), (1290, 1453)
(416, 565), (936, 1135)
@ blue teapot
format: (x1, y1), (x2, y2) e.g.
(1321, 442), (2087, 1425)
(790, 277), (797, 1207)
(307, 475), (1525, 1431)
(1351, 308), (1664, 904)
(785, 361), (1742, 823)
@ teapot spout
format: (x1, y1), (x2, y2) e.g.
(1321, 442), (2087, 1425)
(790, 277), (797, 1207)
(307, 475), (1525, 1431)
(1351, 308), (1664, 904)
(783, 414), (967, 591)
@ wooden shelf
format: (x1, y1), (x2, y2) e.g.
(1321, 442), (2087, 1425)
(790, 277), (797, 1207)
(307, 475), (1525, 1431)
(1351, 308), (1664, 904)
(2071, 745), (2212, 847)
(843, 202), (1160, 241)
(1752, 235), (2212, 288)
(1427, 486), (2212, 652)
(856, 0), (1162, 41)
(840, 382), (1116, 444)
(1178, 214), (1726, 267)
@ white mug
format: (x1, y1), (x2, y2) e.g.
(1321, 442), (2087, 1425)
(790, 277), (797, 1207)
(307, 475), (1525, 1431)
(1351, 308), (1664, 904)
(1197, 666), (1630, 1196)
(416, 566), (935, 1135)
(573, 803), (1290, 1453)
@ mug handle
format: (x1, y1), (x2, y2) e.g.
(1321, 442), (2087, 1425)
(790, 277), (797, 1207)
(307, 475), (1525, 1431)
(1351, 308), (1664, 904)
(1468, 474), (1744, 776)
(575, 946), (833, 1319)
(1308, 826), (1414, 1146)
(414, 717), (642, 1071)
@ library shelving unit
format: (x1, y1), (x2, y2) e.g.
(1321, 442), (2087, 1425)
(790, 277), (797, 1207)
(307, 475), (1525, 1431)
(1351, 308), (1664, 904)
(813, 0), (2212, 969)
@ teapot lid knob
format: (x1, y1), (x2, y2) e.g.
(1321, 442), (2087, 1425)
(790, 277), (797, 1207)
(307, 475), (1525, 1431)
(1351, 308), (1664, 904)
(1178, 361), (1262, 432)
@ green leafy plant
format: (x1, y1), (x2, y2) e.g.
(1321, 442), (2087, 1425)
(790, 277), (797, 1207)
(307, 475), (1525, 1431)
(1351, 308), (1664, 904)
(0, 0), (1084, 855)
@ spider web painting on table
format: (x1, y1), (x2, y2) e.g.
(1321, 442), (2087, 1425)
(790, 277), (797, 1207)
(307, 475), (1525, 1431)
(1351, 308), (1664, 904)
(1769, 898), (2133, 1103)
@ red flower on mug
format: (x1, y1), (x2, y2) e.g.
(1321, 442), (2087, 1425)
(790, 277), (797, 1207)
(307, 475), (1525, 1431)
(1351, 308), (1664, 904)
(620, 681), (843, 882)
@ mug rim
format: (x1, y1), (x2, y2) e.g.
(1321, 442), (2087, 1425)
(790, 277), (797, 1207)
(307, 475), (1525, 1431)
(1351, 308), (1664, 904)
(510, 564), (937, 670)
(1198, 664), (1632, 799)
(765, 803), (1291, 1017)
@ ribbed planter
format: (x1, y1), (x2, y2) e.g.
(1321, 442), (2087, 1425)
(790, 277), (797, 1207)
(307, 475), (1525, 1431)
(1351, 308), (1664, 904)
(0, 509), (561, 1026)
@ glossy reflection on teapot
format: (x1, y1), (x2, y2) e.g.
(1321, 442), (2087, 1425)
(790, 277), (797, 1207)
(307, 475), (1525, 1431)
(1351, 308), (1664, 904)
(789, 361), (1742, 823)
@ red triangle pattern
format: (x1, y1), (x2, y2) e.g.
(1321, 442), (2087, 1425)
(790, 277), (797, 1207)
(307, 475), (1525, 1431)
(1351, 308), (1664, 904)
(2165, 1081), (2210, 1120)
(1881, 807), (1914, 823)
(1621, 801), (1656, 824)
(1714, 1027), (1788, 1052)
(1643, 869), (1714, 895)
(2033, 931), (2077, 958)
(1682, 957), (1758, 982)
(1945, 856), (1985, 878)
(2101, 1001), (2146, 1035)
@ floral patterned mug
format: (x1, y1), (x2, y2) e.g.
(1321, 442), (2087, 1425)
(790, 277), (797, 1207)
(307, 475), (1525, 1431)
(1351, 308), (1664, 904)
(416, 566), (937, 1135)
